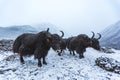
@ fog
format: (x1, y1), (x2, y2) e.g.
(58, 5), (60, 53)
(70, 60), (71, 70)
(0, 0), (120, 36)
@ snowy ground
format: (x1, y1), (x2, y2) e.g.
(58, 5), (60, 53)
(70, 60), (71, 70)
(0, 48), (120, 80)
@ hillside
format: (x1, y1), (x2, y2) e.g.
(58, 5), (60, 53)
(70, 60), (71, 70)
(100, 21), (120, 49)
(0, 25), (37, 39)
(0, 48), (120, 80)
(0, 23), (63, 39)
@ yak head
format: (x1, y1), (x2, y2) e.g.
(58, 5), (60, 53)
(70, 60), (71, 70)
(91, 31), (101, 50)
(38, 28), (52, 45)
(51, 31), (64, 53)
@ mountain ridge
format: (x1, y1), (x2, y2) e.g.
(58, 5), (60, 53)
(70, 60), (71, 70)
(100, 21), (120, 49)
(0, 23), (62, 39)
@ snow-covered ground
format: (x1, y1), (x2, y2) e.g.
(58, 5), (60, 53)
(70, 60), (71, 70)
(0, 48), (120, 80)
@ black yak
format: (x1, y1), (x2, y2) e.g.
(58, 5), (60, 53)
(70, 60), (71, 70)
(68, 34), (93, 58)
(13, 28), (52, 67)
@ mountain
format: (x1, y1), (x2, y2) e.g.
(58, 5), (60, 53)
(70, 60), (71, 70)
(0, 23), (64, 39)
(0, 25), (37, 39)
(32, 23), (69, 38)
(100, 21), (120, 49)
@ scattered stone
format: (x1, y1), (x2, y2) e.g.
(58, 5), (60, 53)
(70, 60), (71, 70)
(0, 39), (14, 51)
(100, 47), (115, 53)
(0, 68), (17, 74)
(0, 70), (4, 74)
(5, 55), (17, 61)
(52, 65), (55, 67)
(95, 56), (120, 74)
(60, 58), (63, 60)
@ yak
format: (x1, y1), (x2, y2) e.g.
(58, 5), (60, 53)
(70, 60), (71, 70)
(13, 28), (52, 67)
(68, 34), (93, 58)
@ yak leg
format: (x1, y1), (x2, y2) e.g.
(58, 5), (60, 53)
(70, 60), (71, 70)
(20, 55), (24, 64)
(58, 53), (61, 56)
(76, 48), (84, 59)
(43, 56), (47, 65)
(73, 51), (75, 55)
(19, 45), (25, 64)
(34, 48), (43, 67)
(38, 59), (42, 67)
(79, 52), (84, 59)
(70, 50), (72, 55)
(58, 50), (62, 56)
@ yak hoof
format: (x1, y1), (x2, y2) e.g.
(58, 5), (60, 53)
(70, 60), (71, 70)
(21, 61), (25, 64)
(73, 53), (75, 56)
(38, 63), (42, 67)
(20, 60), (25, 64)
(79, 56), (84, 59)
(43, 62), (47, 65)
(58, 53), (61, 56)
(38, 64), (42, 67)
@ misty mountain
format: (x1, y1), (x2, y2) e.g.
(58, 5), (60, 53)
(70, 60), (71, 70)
(0, 23), (64, 39)
(32, 23), (68, 38)
(0, 25), (37, 39)
(100, 21), (120, 49)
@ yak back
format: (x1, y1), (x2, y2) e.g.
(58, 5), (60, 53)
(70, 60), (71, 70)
(13, 31), (52, 54)
(69, 34), (91, 50)
(77, 34), (92, 47)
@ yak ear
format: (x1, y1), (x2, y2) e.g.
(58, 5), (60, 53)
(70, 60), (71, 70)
(47, 28), (49, 32)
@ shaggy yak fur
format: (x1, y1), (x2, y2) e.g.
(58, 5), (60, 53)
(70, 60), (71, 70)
(68, 34), (92, 58)
(13, 28), (52, 67)
(58, 38), (67, 56)
(51, 31), (64, 56)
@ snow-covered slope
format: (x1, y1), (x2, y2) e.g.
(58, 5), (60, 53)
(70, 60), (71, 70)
(100, 21), (120, 49)
(0, 48), (120, 80)
(0, 23), (63, 39)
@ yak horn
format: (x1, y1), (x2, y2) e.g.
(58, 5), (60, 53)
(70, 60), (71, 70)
(91, 31), (95, 39)
(97, 33), (101, 40)
(60, 31), (64, 37)
(47, 28), (49, 32)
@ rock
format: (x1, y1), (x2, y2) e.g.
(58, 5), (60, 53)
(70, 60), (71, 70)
(0, 39), (14, 51)
(100, 47), (115, 53)
(95, 57), (120, 74)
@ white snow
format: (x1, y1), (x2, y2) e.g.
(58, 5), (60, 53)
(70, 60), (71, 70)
(0, 51), (13, 61)
(0, 48), (120, 80)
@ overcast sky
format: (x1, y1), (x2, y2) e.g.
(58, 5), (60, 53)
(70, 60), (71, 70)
(0, 0), (120, 35)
